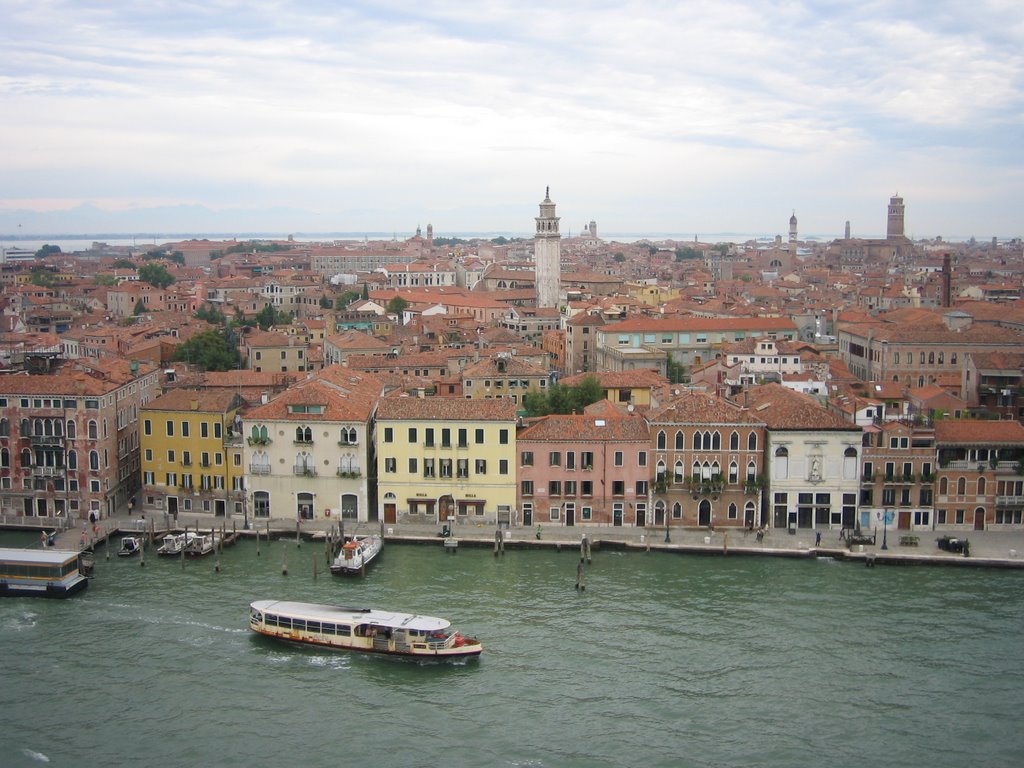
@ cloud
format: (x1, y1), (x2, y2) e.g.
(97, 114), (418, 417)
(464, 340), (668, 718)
(0, 0), (1021, 236)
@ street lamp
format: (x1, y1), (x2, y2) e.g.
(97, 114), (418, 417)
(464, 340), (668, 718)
(664, 507), (671, 543)
(881, 508), (890, 550)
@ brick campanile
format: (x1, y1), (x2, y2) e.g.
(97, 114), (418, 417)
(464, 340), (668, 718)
(534, 187), (561, 308)
(887, 194), (905, 239)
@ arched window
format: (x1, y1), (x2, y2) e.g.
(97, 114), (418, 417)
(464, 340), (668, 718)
(88, 420), (98, 440)
(0, 448), (8, 467)
(672, 501), (682, 519)
(844, 446), (858, 479)
(656, 460), (666, 483)
(20, 448), (32, 467)
(67, 450), (77, 470)
(747, 461), (757, 481)
(957, 477), (966, 495)
(711, 432), (720, 450)
(295, 426), (312, 443)
(253, 491), (270, 518)
(977, 477), (987, 495)
(34, 418), (44, 437)
(675, 430), (684, 450)
(748, 432), (757, 451)
(20, 419), (29, 437)
(939, 477), (948, 495)
(728, 502), (738, 520)
(89, 450), (99, 471)
(66, 420), (76, 439)
(0, 418), (7, 437)
(692, 432), (701, 450)
(730, 431), (739, 451)
(729, 461), (739, 483)
(673, 461), (684, 484)
(53, 419), (62, 437)
(774, 447), (789, 480)
(656, 430), (666, 450)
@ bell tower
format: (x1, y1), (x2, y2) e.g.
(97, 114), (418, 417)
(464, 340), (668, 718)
(887, 194), (905, 240)
(534, 187), (561, 308)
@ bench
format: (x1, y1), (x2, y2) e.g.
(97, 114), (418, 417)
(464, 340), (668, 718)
(899, 535), (919, 547)
(847, 532), (876, 547)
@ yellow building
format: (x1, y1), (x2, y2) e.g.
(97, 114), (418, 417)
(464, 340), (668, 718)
(460, 355), (549, 405)
(375, 398), (518, 526)
(140, 389), (246, 520)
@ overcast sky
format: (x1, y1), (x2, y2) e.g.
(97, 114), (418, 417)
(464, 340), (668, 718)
(1, 0), (1021, 240)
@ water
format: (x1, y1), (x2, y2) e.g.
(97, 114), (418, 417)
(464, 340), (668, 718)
(1, 537), (1022, 768)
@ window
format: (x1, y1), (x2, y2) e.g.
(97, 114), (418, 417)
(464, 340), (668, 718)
(549, 481), (561, 497)
(383, 427), (393, 443)
(521, 451), (533, 466)
(565, 452), (576, 471)
(458, 429), (468, 448)
(730, 431), (739, 450)
(423, 459), (435, 478)
(564, 480), (577, 497)
(581, 481), (593, 497)
(499, 429), (509, 444)
(441, 429), (451, 448)
(201, 422), (209, 438)
(408, 458), (418, 473)
(612, 480), (624, 496)
(638, 451), (647, 467)
(614, 451), (623, 467)
(475, 459), (487, 474)
(384, 458), (396, 473)
(657, 430), (666, 450)
(182, 422), (190, 437)
(165, 420), (174, 437)
(549, 451), (561, 467)
(521, 480), (534, 496)
(425, 428), (435, 447)
(408, 427), (418, 444)
(440, 459), (452, 478)
(499, 460), (508, 475)
(144, 419), (152, 436)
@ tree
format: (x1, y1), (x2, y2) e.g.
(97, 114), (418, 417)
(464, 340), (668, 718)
(138, 263), (175, 289)
(334, 290), (361, 310)
(172, 330), (241, 371)
(387, 296), (409, 315)
(613, 252), (626, 262)
(254, 304), (291, 330)
(675, 246), (701, 261)
(94, 274), (118, 286)
(362, 283), (369, 300)
(112, 259), (136, 269)
(133, 299), (147, 315)
(34, 244), (61, 258)
(522, 375), (603, 416)
(195, 303), (226, 325)
(28, 268), (57, 287)
(666, 354), (687, 384)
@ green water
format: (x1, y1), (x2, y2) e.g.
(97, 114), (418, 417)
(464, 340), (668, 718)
(1, 536), (1022, 768)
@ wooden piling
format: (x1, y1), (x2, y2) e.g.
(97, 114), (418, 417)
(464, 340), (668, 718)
(580, 534), (591, 564)
(295, 520), (301, 548)
(575, 561), (586, 591)
(312, 551), (318, 580)
(723, 532), (728, 556)
(494, 529), (504, 556)
(255, 528), (261, 557)
(282, 547), (288, 576)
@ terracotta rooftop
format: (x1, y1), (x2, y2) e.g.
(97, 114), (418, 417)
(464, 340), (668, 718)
(741, 383), (860, 431)
(376, 397), (518, 422)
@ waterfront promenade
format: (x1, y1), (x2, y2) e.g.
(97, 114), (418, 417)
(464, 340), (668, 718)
(16, 506), (1024, 569)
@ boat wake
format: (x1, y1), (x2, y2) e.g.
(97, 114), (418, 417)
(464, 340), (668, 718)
(21, 748), (50, 763)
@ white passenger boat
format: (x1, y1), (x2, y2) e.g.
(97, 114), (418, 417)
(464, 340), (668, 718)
(186, 533), (217, 557)
(156, 532), (193, 556)
(0, 547), (90, 598)
(330, 535), (383, 576)
(248, 600), (483, 658)
(118, 536), (143, 557)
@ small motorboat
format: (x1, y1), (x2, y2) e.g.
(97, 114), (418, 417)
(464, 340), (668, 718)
(330, 535), (383, 576)
(156, 532), (193, 556)
(186, 532), (218, 557)
(118, 536), (143, 558)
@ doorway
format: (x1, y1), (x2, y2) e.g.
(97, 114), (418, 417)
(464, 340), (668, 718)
(698, 500), (712, 527)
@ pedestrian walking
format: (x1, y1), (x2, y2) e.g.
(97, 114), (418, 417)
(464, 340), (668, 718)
(815, 531), (822, 546)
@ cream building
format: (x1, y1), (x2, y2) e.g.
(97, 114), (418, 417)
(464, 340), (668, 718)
(375, 397), (518, 526)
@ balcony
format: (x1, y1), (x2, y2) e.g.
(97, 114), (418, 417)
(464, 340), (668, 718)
(247, 436), (272, 447)
(249, 464), (271, 475)
(336, 469), (362, 478)
(32, 466), (61, 477)
(29, 435), (64, 447)
(293, 465), (317, 477)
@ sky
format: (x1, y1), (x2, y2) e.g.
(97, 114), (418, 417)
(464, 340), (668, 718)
(1, 0), (1022, 240)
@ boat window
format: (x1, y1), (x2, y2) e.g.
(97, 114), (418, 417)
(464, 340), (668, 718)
(336, 624), (351, 637)
(265, 614), (279, 627)
(306, 621), (321, 634)
(292, 619), (306, 632)
(250, 608), (263, 623)
(277, 617), (291, 629)
(321, 623), (335, 635)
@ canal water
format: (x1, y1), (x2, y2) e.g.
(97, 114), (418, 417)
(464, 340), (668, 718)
(1, 534), (1022, 768)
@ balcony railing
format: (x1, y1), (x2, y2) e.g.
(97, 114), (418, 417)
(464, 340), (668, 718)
(336, 469), (362, 478)
(29, 435), (64, 447)
(247, 436), (272, 446)
(249, 464), (271, 475)
(293, 465), (317, 476)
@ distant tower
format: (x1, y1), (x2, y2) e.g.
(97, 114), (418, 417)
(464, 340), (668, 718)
(941, 253), (952, 307)
(588, 220), (597, 238)
(426, 223), (433, 248)
(788, 211), (798, 252)
(534, 187), (561, 308)
(887, 194), (905, 239)
(845, 220), (851, 240)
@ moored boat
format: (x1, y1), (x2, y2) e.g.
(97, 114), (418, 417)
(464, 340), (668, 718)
(186, 532), (218, 557)
(118, 536), (143, 557)
(0, 547), (90, 598)
(330, 534), (382, 576)
(156, 532), (193, 556)
(248, 600), (483, 658)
